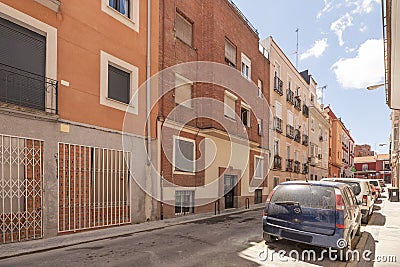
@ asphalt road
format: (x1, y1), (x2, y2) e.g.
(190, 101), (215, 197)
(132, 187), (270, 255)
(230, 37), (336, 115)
(0, 209), (360, 267)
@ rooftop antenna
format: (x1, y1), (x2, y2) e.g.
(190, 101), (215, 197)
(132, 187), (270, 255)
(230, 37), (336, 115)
(295, 28), (299, 70)
(319, 85), (327, 105)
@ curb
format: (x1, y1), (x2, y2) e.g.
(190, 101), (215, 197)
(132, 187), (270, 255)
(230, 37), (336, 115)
(0, 205), (264, 260)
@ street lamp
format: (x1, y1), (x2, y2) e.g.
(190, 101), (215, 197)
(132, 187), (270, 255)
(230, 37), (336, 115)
(367, 83), (385, 90)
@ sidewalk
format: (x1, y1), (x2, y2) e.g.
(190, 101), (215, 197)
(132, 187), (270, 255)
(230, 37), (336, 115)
(363, 188), (400, 266)
(0, 203), (264, 260)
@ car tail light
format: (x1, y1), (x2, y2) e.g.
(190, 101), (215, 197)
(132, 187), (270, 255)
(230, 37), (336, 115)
(266, 188), (276, 202)
(263, 210), (268, 216)
(335, 188), (345, 211)
(335, 223), (345, 229)
(362, 195), (368, 206)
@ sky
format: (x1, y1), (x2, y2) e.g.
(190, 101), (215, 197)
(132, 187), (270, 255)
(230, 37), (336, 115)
(232, 0), (391, 154)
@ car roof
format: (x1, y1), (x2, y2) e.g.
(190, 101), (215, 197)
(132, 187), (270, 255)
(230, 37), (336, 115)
(322, 178), (369, 183)
(279, 180), (349, 189)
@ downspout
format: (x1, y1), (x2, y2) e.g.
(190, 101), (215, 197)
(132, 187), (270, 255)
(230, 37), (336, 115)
(145, 0), (152, 221)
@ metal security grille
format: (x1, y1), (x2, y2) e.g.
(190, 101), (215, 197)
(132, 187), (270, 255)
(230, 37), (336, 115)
(0, 134), (43, 244)
(58, 143), (131, 233)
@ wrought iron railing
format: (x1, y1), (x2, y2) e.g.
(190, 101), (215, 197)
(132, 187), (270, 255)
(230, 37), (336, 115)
(302, 104), (309, 118)
(294, 97), (301, 110)
(227, 0), (259, 36)
(274, 76), (283, 96)
(294, 129), (301, 143)
(0, 63), (58, 114)
(302, 134), (309, 146)
(294, 161), (301, 173)
(302, 163), (309, 174)
(286, 159), (294, 172)
(273, 155), (282, 170)
(274, 116), (283, 133)
(286, 124), (294, 139)
(286, 88), (294, 105)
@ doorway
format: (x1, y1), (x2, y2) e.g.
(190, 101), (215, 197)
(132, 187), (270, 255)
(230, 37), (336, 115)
(224, 175), (237, 209)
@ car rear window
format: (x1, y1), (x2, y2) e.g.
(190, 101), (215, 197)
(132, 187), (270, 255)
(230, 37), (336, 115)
(369, 180), (379, 186)
(271, 184), (336, 210)
(333, 181), (361, 196)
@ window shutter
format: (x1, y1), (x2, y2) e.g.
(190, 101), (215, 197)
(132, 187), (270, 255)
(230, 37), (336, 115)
(287, 111), (294, 126)
(176, 13), (192, 46)
(275, 101), (282, 119)
(175, 75), (192, 107)
(225, 39), (236, 65)
(224, 94), (236, 119)
(108, 65), (130, 104)
(175, 139), (194, 172)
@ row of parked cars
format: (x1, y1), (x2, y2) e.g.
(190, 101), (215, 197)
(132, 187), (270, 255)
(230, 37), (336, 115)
(262, 178), (385, 261)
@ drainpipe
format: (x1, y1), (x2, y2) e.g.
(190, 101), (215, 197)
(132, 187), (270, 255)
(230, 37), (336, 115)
(145, 0), (152, 221)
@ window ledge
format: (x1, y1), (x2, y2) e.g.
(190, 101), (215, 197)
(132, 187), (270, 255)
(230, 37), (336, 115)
(101, 1), (139, 33)
(34, 0), (61, 12)
(173, 170), (196, 176)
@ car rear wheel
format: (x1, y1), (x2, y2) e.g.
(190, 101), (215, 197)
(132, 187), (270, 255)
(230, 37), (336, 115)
(361, 215), (369, 224)
(263, 233), (277, 243)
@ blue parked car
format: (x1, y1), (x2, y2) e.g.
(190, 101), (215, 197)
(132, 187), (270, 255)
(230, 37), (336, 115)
(263, 181), (361, 259)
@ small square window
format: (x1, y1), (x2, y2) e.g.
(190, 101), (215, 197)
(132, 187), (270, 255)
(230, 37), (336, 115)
(109, 0), (130, 18)
(174, 137), (195, 173)
(175, 190), (194, 215)
(175, 74), (192, 108)
(257, 80), (263, 98)
(225, 39), (236, 67)
(241, 53), (251, 80)
(257, 119), (263, 136)
(108, 65), (130, 104)
(255, 156), (264, 178)
(224, 91), (237, 120)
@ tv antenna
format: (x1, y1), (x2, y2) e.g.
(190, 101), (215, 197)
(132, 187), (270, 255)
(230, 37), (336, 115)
(295, 28), (299, 70)
(318, 85), (327, 105)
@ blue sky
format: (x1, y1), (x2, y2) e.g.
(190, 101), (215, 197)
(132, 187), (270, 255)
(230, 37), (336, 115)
(233, 0), (391, 154)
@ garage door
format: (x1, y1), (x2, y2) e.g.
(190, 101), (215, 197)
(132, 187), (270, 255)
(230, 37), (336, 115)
(0, 16), (46, 110)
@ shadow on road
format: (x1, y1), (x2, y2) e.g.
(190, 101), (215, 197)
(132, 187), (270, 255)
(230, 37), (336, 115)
(373, 205), (382, 211)
(368, 212), (386, 226)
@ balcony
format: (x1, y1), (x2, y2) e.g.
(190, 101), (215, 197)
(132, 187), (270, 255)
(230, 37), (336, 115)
(309, 156), (319, 166)
(273, 155), (282, 170)
(286, 89), (294, 105)
(302, 134), (309, 146)
(286, 159), (294, 172)
(274, 76), (283, 96)
(294, 129), (301, 143)
(302, 163), (309, 174)
(294, 96), (301, 111)
(0, 63), (58, 114)
(286, 124), (294, 139)
(294, 161), (301, 173)
(274, 117), (283, 133)
(302, 104), (309, 118)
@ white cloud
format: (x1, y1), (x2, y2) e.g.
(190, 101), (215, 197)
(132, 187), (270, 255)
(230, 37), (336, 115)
(300, 39), (329, 60)
(330, 13), (353, 46)
(317, 0), (334, 19)
(331, 39), (384, 89)
(346, 0), (381, 14)
(360, 25), (368, 32)
(345, 46), (355, 53)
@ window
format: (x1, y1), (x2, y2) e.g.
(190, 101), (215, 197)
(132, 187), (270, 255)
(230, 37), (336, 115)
(274, 62), (281, 78)
(224, 91), (237, 119)
(100, 51), (138, 114)
(102, 0), (138, 32)
(274, 139), (280, 156)
(225, 38), (236, 67)
(241, 104), (250, 127)
(294, 150), (298, 161)
(275, 101), (282, 119)
(273, 177), (280, 188)
(254, 189), (263, 204)
(109, 0), (130, 17)
(287, 111), (294, 126)
(176, 12), (193, 46)
(286, 178), (291, 182)
(108, 65), (130, 104)
(254, 156), (264, 178)
(175, 73), (192, 108)
(362, 164), (368, 171)
(286, 144), (291, 159)
(257, 79), (263, 98)
(175, 190), (194, 215)
(257, 119), (263, 136)
(287, 76), (292, 91)
(241, 53), (251, 80)
(310, 93), (315, 103)
(311, 117), (315, 132)
(173, 136), (195, 173)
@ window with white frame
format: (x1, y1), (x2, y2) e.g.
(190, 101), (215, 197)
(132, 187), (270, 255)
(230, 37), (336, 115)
(173, 136), (195, 173)
(241, 103), (250, 127)
(275, 100), (282, 119)
(175, 190), (194, 215)
(100, 51), (138, 114)
(225, 38), (236, 67)
(257, 119), (263, 136)
(274, 139), (280, 156)
(175, 12), (193, 46)
(287, 111), (294, 126)
(175, 73), (192, 108)
(224, 90), (237, 119)
(257, 79), (263, 98)
(241, 53), (251, 80)
(102, 0), (139, 32)
(254, 156), (264, 179)
(362, 164), (368, 171)
(286, 144), (291, 159)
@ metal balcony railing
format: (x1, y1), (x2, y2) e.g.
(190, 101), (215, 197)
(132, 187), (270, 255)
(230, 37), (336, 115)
(302, 104), (309, 118)
(302, 163), (309, 174)
(274, 76), (283, 96)
(0, 63), (58, 114)
(286, 89), (294, 105)
(274, 116), (283, 133)
(273, 155), (282, 170)
(294, 161), (301, 173)
(286, 159), (294, 172)
(302, 134), (309, 146)
(227, 0), (259, 36)
(286, 124), (294, 139)
(294, 97), (301, 111)
(294, 129), (301, 143)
